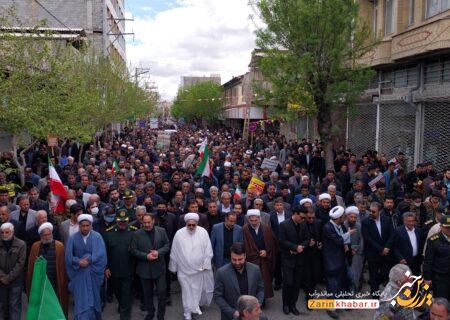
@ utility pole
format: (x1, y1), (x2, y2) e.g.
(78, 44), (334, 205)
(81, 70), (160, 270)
(135, 67), (151, 84)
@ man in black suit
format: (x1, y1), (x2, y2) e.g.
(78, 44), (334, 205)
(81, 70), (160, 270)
(269, 197), (292, 291)
(361, 201), (395, 296)
(393, 212), (423, 275)
(214, 243), (265, 320)
(303, 209), (323, 306)
(278, 205), (310, 315)
(130, 213), (170, 320)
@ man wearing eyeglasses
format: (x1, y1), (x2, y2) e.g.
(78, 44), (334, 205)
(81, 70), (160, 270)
(361, 201), (395, 297)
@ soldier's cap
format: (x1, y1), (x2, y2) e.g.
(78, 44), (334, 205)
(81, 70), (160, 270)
(440, 215), (450, 227)
(123, 189), (134, 199)
(116, 209), (129, 222)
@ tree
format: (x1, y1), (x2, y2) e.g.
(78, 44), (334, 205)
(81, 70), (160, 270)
(254, 0), (375, 168)
(0, 10), (157, 183)
(172, 80), (223, 123)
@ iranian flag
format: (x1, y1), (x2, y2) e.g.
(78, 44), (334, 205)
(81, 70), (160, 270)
(198, 138), (207, 159)
(49, 158), (67, 213)
(196, 142), (212, 178)
(233, 185), (243, 201)
(112, 159), (120, 174)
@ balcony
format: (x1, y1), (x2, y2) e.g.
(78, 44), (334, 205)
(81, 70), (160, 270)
(392, 17), (450, 61)
(359, 39), (392, 66)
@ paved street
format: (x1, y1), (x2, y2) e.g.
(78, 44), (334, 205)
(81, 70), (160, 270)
(100, 280), (375, 320)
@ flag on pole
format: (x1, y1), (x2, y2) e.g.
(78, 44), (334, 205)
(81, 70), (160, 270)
(112, 159), (120, 174)
(233, 185), (243, 201)
(49, 158), (67, 213)
(26, 257), (66, 320)
(368, 174), (385, 192)
(198, 138), (207, 159)
(196, 142), (212, 178)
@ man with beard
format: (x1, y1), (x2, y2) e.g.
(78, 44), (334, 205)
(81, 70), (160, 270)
(211, 212), (243, 269)
(214, 243), (264, 320)
(242, 209), (277, 302)
(27, 222), (68, 317)
(303, 208), (323, 306)
(0, 223), (26, 320)
(381, 196), (400, 229)
(152, 200), (177, 305)
(344, 206), (364, 291)
(169, 213), (214, 320)
(315, 193), (332, 226)
(278, 205), (310, 315)
(11, 195), (37, 238)
(65, 214), (107, 320)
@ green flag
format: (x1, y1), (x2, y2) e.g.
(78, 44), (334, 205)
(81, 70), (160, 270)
(26, 257), (66, 320)
(112, 159), (120, 174)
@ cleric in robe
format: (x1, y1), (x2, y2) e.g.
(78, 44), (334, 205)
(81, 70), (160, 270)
(27, 222), (69, 317)
(169, 212), (214, 320)
(65, 214), (107, 320)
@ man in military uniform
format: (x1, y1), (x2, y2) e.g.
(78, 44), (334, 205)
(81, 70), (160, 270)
(423, 215), (450, 301)
(103, 209), (137, 320)
(120, 189), (137, 221)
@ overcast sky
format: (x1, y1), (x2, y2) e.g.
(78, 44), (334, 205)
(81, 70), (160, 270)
(126, 0), (260, 100)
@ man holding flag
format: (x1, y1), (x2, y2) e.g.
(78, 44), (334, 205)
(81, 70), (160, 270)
(27, 222), (68, 317)
(49, 158), (68, 225)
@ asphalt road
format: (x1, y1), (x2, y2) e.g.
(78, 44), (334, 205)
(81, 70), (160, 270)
(102, 280), (376, 320)
(21, 278), (376, 319)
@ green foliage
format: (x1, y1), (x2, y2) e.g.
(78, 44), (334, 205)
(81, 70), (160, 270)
(172, 81), (223, 122)
(255, 0), (375, 140)
(0, 9), (157, 146)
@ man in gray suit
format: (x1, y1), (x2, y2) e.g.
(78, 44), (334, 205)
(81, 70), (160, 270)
(344, 206), (364, 291)
(59, 202), (82, 244)
(214, 243), (265, 320)
(10, 195), (37, 238)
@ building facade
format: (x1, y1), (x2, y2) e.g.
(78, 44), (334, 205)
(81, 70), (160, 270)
(180, 74), (221, 89)
(348, 0), (450, 171)
(0, 0), (126, 63)
(222, 51), (268, 132)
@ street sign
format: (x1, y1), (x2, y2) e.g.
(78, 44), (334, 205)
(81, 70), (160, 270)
(261, 158), (279, 172)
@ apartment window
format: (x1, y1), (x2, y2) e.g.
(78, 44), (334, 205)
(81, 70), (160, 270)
(384, 0), (395, 36)
(426, 0), (450, 18)
(408, 0), (415, 25)
(372, 2), (378, 34)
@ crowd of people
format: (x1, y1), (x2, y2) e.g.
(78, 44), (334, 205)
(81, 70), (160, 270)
(0, 122), (449, 320)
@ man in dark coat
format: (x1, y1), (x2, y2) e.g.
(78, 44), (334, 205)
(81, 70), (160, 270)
(361, 201), (395, 296)
(242, 209), (277, 300)
(278, 205), (310, 315)
(213, 243), (265, 320)
(322, 206), (356, 319)
(131, 213), (170, 320)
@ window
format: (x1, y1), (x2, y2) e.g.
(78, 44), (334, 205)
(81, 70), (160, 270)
(372, 2), (378, 34)
(426, 0), (450, 18)
(408, 0), (415, 25)
(385, 0), (395, 36)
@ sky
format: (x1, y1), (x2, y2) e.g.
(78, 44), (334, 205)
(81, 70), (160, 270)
(125, 0), (260, 101)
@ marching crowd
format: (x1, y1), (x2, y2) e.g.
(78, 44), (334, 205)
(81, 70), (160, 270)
(0, 123), (450, 320)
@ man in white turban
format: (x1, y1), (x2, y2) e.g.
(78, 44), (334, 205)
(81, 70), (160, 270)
(27, 222), (69, 316)
(169, 213), (214, 320)
(322, 206), (356, 319)
(65, 213), (106, 319)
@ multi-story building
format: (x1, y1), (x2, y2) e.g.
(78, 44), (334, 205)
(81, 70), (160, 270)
(347, 0), (450, 171)
(222, 51), (270, 133)
(180, 74), (221, 89)
(0, 0), (126, 63)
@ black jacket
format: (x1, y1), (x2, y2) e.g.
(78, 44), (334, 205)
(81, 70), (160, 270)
(278, 219), (310, 267)
(130, 227), (170, 279)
